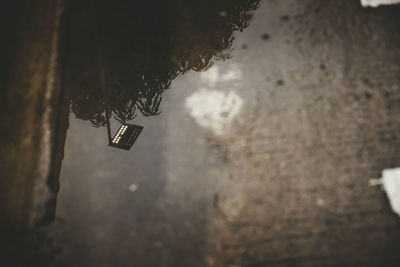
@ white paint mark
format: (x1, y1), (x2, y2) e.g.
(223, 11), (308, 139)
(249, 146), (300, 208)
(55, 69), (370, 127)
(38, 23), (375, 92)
(316, 198), (325, 206)
(185, 89), (243, 135)
(381, 168), (400, 217)
(369, 178), (383, 186)
(361, 0), (400, 7)
(129, 184), (138, 192)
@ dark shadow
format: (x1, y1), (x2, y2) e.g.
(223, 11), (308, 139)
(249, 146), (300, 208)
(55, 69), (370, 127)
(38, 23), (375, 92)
(63, 0), (260, 127)
(0, 1), (260, 266)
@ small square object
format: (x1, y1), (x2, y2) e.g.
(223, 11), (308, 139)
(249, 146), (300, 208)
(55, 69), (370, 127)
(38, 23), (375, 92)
(109, 123), (143, 150)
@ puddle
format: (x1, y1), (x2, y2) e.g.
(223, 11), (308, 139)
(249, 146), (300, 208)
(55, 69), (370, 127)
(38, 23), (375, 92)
(2, 0), (400, 266)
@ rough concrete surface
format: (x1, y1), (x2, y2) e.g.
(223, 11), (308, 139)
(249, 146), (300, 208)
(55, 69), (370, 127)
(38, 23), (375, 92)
(37, 0), (400, 266)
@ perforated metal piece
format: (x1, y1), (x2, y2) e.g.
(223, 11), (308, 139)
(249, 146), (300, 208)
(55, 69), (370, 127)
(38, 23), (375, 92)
(109, 123), (143, 150)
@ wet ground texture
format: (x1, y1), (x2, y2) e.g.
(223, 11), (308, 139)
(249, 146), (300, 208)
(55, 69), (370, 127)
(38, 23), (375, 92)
(2, 0), (400, 266)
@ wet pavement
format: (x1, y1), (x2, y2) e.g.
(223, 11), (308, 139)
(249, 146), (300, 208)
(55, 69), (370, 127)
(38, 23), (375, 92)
(2, 0), (400, 266)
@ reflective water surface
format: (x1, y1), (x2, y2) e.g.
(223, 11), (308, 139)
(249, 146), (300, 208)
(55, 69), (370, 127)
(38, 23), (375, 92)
(2, 0), (400, 266)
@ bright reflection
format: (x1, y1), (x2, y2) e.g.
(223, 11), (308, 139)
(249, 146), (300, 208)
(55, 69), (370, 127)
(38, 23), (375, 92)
(185, 89), (243, 135)
(187, 64), (244, 135)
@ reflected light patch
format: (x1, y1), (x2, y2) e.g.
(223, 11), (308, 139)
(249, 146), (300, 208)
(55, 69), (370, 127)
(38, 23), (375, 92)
(200, 66), (220, 87)
(361, 0), (400, 7)
(219, 66), (242, 82)
(185, 88), (243, 135)
(129, 184), (138, 192)
(200, 63), (242, 87)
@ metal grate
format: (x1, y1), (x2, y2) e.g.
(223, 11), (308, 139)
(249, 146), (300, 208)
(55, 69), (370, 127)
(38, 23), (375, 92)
(109, 123), (143, 150)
